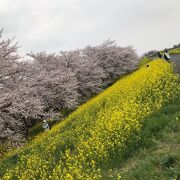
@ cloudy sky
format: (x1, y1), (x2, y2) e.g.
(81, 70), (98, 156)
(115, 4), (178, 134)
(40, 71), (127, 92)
(0, 0), (180, 55)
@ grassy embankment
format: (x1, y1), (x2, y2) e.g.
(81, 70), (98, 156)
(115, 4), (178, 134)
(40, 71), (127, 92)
(169, 48), (180, 55)
(0, 59), (179, 179)
(111, 95), (180, 180)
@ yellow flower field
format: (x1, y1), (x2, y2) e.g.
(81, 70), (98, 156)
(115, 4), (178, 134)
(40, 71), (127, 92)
(1, 59), (179, 179)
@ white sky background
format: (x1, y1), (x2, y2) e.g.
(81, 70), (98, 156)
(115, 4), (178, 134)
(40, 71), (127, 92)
(0, 0), (180, 56)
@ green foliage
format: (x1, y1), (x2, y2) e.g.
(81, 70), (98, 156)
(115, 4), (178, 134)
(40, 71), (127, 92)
(161, 154), (176, 168)
(169, 48), (180, 55)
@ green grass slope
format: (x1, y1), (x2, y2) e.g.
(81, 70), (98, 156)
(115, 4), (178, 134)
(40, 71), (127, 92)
(111, 95), (180, 180)
(0, 59), (179, 179)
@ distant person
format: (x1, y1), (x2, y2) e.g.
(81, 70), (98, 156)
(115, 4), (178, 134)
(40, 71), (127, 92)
(157, 51), (162, 59)
(42, 120), (50, 131)
(163, 50), (171, 62)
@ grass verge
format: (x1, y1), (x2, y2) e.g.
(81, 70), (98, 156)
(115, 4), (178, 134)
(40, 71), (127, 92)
(109, 95), (180, 180)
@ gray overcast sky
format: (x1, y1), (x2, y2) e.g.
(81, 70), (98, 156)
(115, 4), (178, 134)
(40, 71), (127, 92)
(0, 0), (180, 55)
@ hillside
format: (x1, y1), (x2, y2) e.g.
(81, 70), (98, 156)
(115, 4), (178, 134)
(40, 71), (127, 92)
(115, 95), (180, 179)
(0, 59), (179, 179)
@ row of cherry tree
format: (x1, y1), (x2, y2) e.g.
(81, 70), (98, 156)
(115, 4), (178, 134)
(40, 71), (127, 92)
(0, 31), (139, 143)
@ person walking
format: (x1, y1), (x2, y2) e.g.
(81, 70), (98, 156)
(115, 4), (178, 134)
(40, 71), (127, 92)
(157, 51), (162, 59)
(163, 50), (171, 62)
(163, 50), (176, 71)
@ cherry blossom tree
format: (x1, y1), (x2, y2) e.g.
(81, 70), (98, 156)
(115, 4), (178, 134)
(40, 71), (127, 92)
(0, 32), (44, 142)
(83, 40), (138, 85)
(0, 29), (139, 144)
(28, 52), (79, 110)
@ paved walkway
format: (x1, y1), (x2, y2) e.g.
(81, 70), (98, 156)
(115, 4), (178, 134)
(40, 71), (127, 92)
(171, 54), (180, 73)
